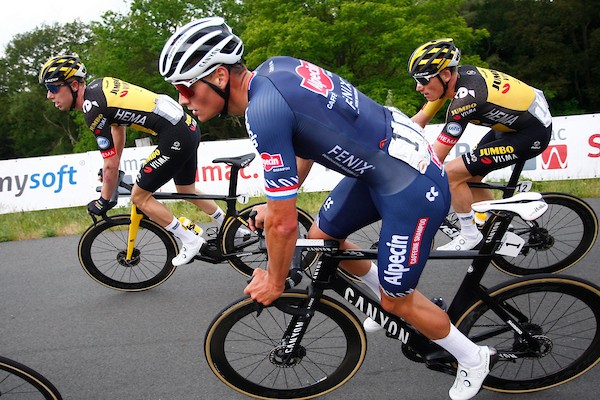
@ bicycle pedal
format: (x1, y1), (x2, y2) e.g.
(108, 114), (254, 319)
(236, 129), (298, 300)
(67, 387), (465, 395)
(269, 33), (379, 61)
(205, 226), (219, 238)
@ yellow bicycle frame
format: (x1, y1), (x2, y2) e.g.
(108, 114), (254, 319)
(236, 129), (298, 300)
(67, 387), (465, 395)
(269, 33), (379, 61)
(126, 204), (144, 260)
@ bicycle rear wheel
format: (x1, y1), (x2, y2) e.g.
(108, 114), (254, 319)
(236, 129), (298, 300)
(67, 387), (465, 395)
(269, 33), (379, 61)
(454, 276), (600, 393)
(492, 193), (598, 276)
(205, 292), (367, 399)
(78, 215), (178, 291)
(0, 356), (62, 399)
(220, 203), (317, 276)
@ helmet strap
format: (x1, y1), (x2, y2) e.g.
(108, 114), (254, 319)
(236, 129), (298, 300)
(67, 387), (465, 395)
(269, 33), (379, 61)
(437, 74), (448, 100)
(201, 78), (230, 117)
(69, 81), (78, 111)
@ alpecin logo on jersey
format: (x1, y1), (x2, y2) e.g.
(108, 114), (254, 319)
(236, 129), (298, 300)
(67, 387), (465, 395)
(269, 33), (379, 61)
(296, 60), (333, 97)
(261, 152), (284, 171)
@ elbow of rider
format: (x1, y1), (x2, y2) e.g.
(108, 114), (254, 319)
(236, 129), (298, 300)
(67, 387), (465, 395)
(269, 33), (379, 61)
(268, 218), (299, 238)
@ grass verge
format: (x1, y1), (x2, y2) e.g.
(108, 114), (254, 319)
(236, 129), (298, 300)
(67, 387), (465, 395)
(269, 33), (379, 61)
(1, 178), (598, 242)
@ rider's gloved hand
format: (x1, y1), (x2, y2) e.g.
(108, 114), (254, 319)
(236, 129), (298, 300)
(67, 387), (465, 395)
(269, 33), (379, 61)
(87, 197), (116, 215)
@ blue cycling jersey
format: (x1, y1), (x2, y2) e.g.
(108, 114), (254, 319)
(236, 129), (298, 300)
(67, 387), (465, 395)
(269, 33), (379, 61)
(246, 56), (451, 296)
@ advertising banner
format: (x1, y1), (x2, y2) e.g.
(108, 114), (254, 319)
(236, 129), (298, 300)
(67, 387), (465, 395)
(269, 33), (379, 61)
(1, 113), (598, 214)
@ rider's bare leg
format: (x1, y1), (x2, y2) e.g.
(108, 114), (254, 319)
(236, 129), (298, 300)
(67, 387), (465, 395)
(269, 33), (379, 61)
(307, 223), (380, 299)
(175, 183), (225, 224)
(131, 184), (177, 226)
(380, 290), (481, 365)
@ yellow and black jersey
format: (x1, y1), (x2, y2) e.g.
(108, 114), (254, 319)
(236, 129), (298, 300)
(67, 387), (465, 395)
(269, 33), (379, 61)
(422, 66), (551, 146)
(83, 77), (191, 158)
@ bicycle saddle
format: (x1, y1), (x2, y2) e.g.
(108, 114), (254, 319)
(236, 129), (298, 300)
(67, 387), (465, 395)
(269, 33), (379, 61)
(212, 153), (256, 168)
(472, 192), (548, 221)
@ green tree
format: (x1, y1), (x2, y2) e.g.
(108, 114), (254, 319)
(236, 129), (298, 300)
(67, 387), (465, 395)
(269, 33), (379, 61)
(241, 0), (487, 118)
(0, 22), (92, 158)
(461, 0), (600, 114)
(86, 0), (248, 143)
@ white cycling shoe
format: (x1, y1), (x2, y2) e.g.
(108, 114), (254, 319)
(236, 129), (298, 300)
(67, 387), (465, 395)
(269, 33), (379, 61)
(437, 232), (483, 251)
(172, 236), (206, 267)
(449, 346), (497, 400)
(235, 227), (254, 240)
(363, 317), (384, 333)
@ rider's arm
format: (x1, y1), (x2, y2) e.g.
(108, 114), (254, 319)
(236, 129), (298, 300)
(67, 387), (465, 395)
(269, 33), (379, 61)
(412, 109), (433, 128)
(296, 157), (314, 186)
(432, 139), (454, 163)
(244, 197), (298, 305)
(412, 99), (447, 128)
(99, 125), (126, 200)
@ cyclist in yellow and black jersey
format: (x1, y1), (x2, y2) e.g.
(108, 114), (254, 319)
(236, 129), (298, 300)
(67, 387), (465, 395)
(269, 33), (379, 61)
(40, 55), (228, 266)
(408, 39), (552, 252)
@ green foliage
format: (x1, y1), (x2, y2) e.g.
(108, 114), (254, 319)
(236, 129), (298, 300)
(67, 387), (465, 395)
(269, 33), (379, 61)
(0, 0), (598, 159)
(461, 0), (600, 114)
(241, 0), (487, 117)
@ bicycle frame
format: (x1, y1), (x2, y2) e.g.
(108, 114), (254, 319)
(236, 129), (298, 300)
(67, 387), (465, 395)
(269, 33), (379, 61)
(94, 154), (257, 264)
(276, 209), (542, 376)
(440, 159), (530, 239)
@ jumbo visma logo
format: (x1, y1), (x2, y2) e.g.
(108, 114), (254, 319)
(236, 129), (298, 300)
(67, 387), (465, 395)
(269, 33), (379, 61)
(0, 164), (78, 197)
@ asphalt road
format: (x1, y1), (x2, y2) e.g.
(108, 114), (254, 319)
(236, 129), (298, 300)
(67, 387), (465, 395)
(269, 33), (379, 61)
(1, 199), (599, 400)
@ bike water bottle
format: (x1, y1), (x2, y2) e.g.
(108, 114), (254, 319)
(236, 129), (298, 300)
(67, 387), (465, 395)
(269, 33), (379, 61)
(178, 217), (203, 236)
(474, 212), (488, 226)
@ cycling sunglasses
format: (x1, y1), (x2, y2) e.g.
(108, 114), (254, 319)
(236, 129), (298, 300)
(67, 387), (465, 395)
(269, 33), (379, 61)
(173, 76), (202, 99)
(45, 83), (67, 94)
(413, 75), (435, 86)
(174, 84), (195, 99)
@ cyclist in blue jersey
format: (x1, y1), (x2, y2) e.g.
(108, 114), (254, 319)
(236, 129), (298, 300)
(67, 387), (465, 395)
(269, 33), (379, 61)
(160, 17), (496, 400)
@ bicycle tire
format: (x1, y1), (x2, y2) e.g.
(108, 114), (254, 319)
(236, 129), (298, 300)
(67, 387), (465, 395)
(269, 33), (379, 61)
(78, 214), (179, 291)
(454, 276), (600, 393)
(491, 192), (598, 276)
(220, 203), (317, 277)
(0, 355), (62, 399)
(205, 291), (367, 399)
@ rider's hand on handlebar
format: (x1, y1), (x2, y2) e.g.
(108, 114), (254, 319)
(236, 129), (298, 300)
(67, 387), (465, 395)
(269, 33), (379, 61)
(87, 196), (116, 216)
(244, 268), (285, 306)
(248, 203), (268, 231)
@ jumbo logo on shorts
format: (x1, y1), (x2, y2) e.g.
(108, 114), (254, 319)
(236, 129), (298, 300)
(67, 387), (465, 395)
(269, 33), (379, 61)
(296, 60), (333, 97)
(261, 152), (284, 171)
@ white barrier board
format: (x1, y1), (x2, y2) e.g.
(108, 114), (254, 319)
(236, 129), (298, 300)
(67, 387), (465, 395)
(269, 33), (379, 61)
(1, 113), (599, 214)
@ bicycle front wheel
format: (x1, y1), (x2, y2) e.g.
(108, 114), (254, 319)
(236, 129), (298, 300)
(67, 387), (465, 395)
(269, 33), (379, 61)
(492, 193), (598, 276)
(205, 292), (367, 399)
(78, 215), (179, 291)
(454, 276), (600, 393)
(220, 204), (317, 277)
(0, 356), (62, 399)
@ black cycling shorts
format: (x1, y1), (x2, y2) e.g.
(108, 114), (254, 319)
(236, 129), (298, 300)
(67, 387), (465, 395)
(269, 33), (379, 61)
(136, 116), (200, 192)
(462, 123), (552, 177)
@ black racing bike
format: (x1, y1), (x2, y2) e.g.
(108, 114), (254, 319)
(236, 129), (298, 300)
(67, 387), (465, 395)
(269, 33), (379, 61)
(348, 159), (598, 276)
(204, 192), (600, 399)
(77, 153), (317, 292)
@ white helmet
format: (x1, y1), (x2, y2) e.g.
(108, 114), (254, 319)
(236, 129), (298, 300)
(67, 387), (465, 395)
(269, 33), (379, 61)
(159, 17), (244, 85)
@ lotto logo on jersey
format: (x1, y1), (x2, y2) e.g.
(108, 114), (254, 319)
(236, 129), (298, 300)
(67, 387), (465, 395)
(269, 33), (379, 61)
(296, 60), (333, 97)
(261, 152), (284, 171)
(541, 144), (568, 169)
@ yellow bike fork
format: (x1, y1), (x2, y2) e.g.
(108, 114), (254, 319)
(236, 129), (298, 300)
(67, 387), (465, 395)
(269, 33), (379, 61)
(126, 205), (144, 260)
